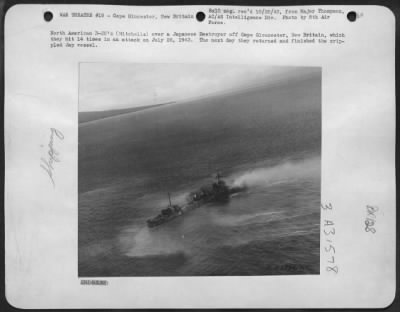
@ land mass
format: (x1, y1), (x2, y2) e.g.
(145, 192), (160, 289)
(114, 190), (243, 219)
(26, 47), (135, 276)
(79, 102), (175, 124)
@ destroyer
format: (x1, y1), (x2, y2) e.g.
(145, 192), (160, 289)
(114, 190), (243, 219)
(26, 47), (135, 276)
(146, 174), (246, 228)
(146, 192), (183, 228)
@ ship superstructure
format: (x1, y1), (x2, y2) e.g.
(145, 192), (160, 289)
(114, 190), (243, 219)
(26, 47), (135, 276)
(146, 174), (246, 228)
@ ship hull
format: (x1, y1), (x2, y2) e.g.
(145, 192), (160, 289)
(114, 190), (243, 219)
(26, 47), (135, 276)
(146, 182), (247, 228)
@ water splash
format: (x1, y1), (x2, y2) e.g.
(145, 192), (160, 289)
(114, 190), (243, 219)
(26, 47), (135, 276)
(121, 227), (184, 258)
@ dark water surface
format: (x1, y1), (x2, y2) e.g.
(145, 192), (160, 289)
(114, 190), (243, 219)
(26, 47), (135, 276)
(78, 74), (321, 276)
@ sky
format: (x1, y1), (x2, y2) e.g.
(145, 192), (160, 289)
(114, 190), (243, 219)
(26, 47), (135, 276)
(79, 63), (319, 112)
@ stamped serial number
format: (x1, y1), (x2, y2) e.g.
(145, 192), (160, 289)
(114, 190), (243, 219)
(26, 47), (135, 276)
(80, 279), (109, 286)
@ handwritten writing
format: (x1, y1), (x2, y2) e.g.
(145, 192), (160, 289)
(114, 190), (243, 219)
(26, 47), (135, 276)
(40, 128), (64, 187)
(321, 202), (338, 274)
(365, 205), (379, 234)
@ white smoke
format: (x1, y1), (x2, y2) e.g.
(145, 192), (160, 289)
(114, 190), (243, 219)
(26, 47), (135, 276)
(232, 157), (320, 188)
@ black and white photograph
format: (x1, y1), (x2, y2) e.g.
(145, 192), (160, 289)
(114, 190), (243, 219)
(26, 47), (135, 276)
(4, 3), (396, 308)
(78, 64), (321, 277)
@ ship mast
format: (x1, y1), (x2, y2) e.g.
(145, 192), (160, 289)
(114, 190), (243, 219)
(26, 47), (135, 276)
(168, 192), (172, 206)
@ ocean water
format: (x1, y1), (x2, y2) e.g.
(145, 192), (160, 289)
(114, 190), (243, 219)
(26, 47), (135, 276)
(78, 74), (321, 276)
